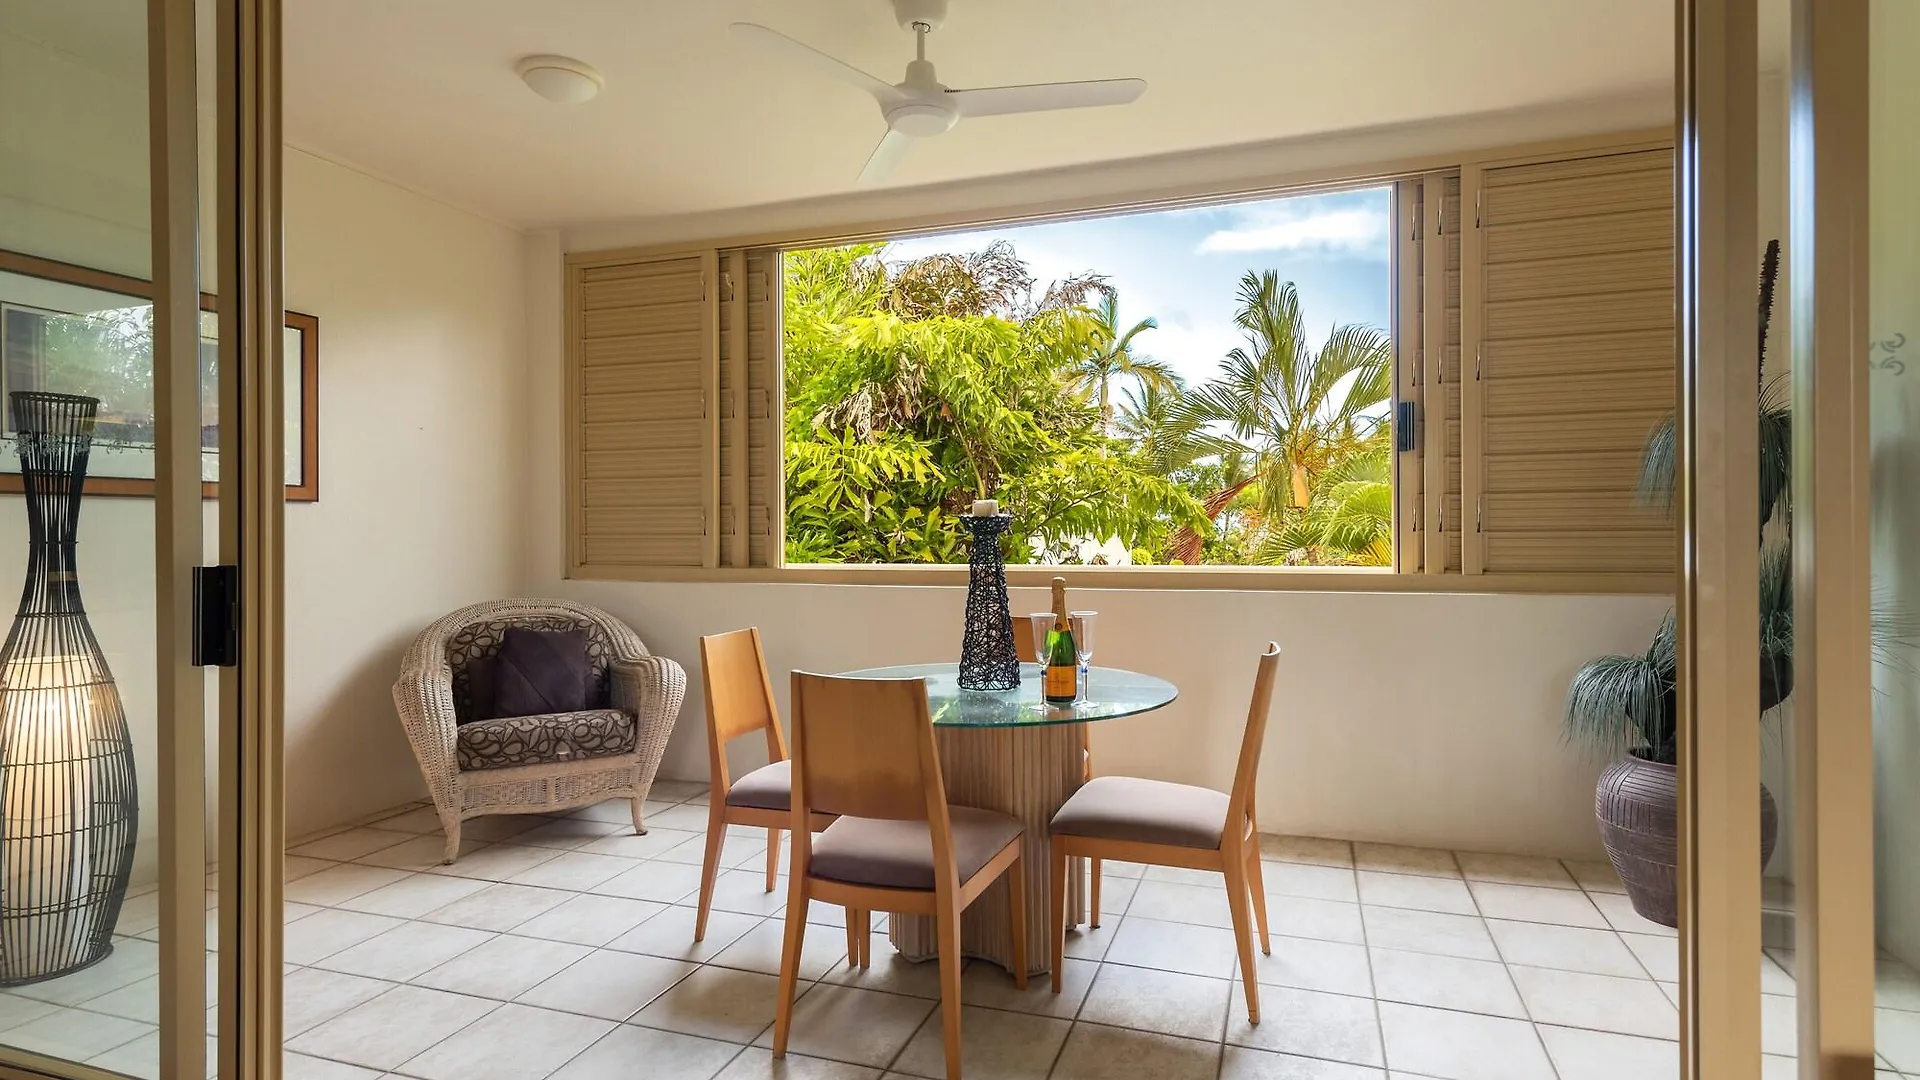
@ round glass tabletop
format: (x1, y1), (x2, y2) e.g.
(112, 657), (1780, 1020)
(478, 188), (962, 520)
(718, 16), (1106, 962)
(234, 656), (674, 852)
(835, 663), (1178, 728)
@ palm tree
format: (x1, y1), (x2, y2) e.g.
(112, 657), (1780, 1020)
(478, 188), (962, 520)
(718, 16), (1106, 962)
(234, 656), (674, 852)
(1165, 271), (1392, 563)
(1263, 441), (1393, 566)
(1069, 291), (1178, 426)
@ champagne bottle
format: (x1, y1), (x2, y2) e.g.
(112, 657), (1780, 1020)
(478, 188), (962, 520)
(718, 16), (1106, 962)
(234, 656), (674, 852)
(1044, 576), (1078, 704)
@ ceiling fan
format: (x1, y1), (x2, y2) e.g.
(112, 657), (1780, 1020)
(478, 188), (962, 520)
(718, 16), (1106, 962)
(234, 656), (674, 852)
(729, 0), (1148, 185)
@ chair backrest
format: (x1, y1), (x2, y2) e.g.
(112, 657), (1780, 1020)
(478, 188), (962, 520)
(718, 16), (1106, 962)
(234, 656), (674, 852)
(699, 628), (788, 775)
(439, 602), (636, 720)
(1225, 643), (1282, 831)
(788, 671), (951, 827)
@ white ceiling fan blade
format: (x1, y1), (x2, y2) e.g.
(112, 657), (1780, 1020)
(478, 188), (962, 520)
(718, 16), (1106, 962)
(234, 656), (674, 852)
(948, 78), (1147, 118)
(728, 22), (903, 104)
(857, 129), (914, 186)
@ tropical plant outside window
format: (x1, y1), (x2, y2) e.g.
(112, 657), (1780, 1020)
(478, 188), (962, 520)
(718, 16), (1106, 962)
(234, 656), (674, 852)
(781, 187), (1395, 566)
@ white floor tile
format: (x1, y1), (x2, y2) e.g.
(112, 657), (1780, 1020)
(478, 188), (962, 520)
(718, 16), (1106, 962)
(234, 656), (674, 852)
(961, 956), (1097, 1019)
(283, 909), (406, 966)
(1225, 984), (1383, 1067)
(700, 869), (790, 918)
(1877, 1006), (1920, 1071)
(631, 964), (786, 1043)
(412, 933), (594, 1001)
(516, 948), (697, 1021)
(1360, 907), (1498, 962)
(420, 882), (573, 931)
(509, 892), (668, 946)
(1454, 853), (1577, 889)
(891, 1004), (1068, 1080)
(1219, 1045), (1385, 1080)
(4, 1007), (153, 1060)
(424, 842), (566, 883)
(1370, 947), (1526, 1018)
(1079, 963), (1230, 1041)
(9, 938), (159, 1006)
(550, 1025), (742, 1080)
(312, 921), (494, 982)
(1127, 880), (1233, 928)
(590, 859), (705, 904)
(1485, 919), (1645, 978)
(606, 904), (761, 964)
(1538, 1025), (1678, 1080)
(1590, 891), (1677, 937)
(710, 917), (847, 981)
(1621, 932), (1681, 981)
(1265, 895), (1366, 945)
(334, 873), (491, 920)
(648, 781), (710, 803)
(1356, 871), (1477, 916)
(1377, 1001), (1554, 1080)
(1264, 861), (1360, 903)
(716, 1047), (879, 1080)
(823, 934), (946, 999)
(289, 828), (416, 862)
(505, 851), (640, 892)
(285, 864), (411, 907)
(284, 1052), (385, 1080)
(580, 826), (703, 861)
(1105, 916), (1242, 979)
(1466, 881), (1606, 928)
(0, 993), (60, 1032)
(1050, 1022), (1221, 1080)
(283, 967), (395, 1036)
(287, 985), (498, 1071)
(398, 1003), (612, 1080)
(510, 818), (629, 851)
(1563, 859), (1626, 894)
(754, 983), (935, 1069)
(1247, 935), (1373, 997)
(1508, 964), (1679, 1040)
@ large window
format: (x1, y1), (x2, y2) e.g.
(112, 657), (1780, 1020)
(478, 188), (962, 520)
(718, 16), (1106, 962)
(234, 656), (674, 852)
(780, 187), (1395, 567)
(564, 133), (1677, 590)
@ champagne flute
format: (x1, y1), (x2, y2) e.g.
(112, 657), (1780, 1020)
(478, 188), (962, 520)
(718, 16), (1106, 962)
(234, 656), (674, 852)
(1027, 613), (1053, 671)
(1070, 611), (1097, 696)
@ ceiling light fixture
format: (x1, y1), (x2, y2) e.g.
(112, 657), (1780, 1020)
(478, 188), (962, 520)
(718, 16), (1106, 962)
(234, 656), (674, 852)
(516, 55), (603, 104)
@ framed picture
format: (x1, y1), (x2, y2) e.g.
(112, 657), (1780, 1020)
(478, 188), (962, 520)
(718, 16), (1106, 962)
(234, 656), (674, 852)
(0, 249), (319, 501)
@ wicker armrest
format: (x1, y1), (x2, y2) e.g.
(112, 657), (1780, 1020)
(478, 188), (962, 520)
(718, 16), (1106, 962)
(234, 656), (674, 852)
(392, 667), (459, 802)
(612, 654), (686, 807)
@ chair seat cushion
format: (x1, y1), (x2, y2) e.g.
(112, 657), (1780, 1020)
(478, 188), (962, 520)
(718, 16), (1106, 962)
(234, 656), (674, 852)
(456, 708), (635, 772)
(1050, 776), (1230, 850)
(726, 761), (792, 812)
(810, 806), (1024, 891)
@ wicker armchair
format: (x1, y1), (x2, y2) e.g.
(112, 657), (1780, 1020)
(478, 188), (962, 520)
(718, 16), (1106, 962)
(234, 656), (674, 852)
(392, 598), (686, 863)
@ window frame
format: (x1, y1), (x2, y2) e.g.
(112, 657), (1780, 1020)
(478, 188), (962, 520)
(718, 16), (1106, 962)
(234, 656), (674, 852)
(563, 127), (1675, 595)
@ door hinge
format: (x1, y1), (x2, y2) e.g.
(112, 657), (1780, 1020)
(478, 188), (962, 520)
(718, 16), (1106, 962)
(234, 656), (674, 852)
(193, 565), (239, 668)
(719, 271), (736, 303)
(1476, 495), (1485, 533)
(1475, 344), (1484, 381)
(1474, 187), (1483, 229)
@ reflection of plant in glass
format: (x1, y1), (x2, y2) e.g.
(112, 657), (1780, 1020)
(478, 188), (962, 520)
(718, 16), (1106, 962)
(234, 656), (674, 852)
(5, 304), (156, 446)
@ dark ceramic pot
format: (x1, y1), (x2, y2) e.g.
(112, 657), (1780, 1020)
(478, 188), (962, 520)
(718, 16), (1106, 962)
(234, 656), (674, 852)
(1594, 750), (1779, 928)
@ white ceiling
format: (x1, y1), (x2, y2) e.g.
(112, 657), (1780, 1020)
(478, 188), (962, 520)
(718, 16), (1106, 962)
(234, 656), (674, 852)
(280, 0), (1679, 230)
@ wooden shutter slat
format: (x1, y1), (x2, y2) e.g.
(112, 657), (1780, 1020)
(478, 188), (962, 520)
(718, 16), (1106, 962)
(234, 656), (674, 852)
(1472, 147), (1676, 577)
(718, 247), (781, 568)
(570, 251), (717, 571)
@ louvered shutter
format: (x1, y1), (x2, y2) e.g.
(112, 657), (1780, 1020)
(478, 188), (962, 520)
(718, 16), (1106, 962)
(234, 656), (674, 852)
(1412, 170), (1464, 573)
(718, 247), (781, 568)
(1466, 148), (1675, 576)
(570, 252), (718, 569)
(1395, 180), (1424, 570)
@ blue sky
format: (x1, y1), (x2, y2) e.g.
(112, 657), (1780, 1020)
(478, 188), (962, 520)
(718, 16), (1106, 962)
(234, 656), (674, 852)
(882, 186), (1395, 388)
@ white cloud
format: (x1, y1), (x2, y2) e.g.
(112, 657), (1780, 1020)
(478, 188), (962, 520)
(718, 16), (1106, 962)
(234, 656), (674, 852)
(1197, 205), (1390, 257)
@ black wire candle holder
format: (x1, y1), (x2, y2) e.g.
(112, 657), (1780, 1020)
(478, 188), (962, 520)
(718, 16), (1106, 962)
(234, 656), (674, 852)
(957, 512), (1021, 691)
(0, 392), (137, 985)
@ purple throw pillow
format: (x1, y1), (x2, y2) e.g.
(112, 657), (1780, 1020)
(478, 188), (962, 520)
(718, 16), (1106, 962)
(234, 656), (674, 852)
(492, 627), (591, 718)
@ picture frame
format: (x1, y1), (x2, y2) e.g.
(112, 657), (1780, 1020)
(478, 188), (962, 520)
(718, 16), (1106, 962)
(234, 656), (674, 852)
(0, 248), (319, 502)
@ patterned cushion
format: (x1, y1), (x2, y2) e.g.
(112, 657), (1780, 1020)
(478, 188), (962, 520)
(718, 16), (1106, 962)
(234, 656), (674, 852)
(455, 708), (636, 772)
(448, 615), (616, 722)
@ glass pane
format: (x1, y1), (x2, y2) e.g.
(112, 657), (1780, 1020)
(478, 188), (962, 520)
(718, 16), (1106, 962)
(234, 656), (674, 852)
(1870, 0), (1920, 1071)
(0, 0), (168, 1074)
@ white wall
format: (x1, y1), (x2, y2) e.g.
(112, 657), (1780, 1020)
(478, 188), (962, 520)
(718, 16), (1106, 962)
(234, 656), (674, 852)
(525, 93), (1686, 859)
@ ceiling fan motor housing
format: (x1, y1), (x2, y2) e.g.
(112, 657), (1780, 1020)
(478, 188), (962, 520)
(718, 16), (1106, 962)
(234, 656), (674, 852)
(892, 0), (950, 32)
(886, 100), (958, 136)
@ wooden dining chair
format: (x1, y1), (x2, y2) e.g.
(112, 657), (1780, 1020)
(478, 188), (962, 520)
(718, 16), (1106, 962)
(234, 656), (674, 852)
(1047, 642), (1280, 1022)
(694, 628), (834, 942)
(1015, 624), (1104, 926)
(775, 671), (1028, 1080)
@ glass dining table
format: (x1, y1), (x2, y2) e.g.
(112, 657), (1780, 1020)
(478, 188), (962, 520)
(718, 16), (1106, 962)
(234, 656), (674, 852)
(836, 662), (1178, 977)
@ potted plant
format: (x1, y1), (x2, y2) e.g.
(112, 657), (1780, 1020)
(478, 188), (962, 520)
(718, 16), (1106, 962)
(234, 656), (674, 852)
(1563, 241), (1789, 928)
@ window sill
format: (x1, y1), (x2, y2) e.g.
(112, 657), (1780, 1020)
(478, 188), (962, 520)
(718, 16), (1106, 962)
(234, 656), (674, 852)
(566, 562), (1671, 596)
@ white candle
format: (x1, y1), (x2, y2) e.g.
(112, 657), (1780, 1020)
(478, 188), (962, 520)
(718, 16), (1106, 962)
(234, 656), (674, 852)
(972, 499), (998, 517)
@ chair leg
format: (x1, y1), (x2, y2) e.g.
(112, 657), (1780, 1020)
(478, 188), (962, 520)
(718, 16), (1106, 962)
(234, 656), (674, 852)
(1089, 857), (1103, 929)
(1049, 838), (1068, 994)
(440, 818), (463, 866)
(844, 908), (862, 969)
(630, 795), (647, 835)
(772, 884), (810, 1058)
(860, 920), (872, 968)
(935, 892), (965, 1080)
(693, 802), (728, 943)
(1222, 848), (1261, 1025)
(1245, 844), (1271, 955)
(765, 828), (782, 892)
(1007, 851), (1028, 991)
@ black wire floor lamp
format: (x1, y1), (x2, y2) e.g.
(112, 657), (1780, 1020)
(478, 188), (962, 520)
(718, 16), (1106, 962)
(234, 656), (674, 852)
(0, 392), (137, 985)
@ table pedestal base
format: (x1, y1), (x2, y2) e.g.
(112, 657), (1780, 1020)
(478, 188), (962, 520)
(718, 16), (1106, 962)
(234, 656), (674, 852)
(889, 722), (1085, 978)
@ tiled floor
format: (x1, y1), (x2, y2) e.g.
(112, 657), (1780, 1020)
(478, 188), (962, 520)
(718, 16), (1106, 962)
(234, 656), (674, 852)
(5, 784), (1918, 1079)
